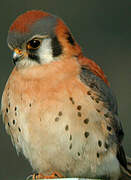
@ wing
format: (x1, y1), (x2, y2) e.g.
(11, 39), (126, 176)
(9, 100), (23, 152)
(78, 56), (129, 171)
(78, 56), (110, 86)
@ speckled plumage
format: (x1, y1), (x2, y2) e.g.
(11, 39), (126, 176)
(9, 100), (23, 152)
(1, 10), (130, 180)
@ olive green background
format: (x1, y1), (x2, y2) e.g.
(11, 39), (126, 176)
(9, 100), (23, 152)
(0, 0), (130, 180)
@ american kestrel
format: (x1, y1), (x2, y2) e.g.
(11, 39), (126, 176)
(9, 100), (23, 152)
(1, 10), (131, 180)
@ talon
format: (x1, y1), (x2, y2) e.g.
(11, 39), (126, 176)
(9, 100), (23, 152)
(26, 173), (43, 180)
(27, 171), (63, 179)
(26, 174), (35, 180)
(51, 171), (63, 178)
(34, 173), (45, 179)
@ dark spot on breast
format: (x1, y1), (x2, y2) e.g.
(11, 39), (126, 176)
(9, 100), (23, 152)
(98, 140), (102, 147)
(95, 98), (100, 103)
(13, 120), (15, 125)
(65, 125), (69, 131)
(55, 117), (59, 122)
(18, 127), (21, 132)
(87, 91), (91, 95)
(84, 118), (89, 124)
(70, 134), (72, 141)
(84, 131), (89, 138)
(97, 152), (100, 158)
(78, 152), (80, 156)
(104, 142), (109, 149)
(77, 112), (82, 117)
(96, 109), (101, 113)
(51, 36), (62, 57)
(107, 126), (112, 131)
(8, 122), (10, 127)
(90, 82), (97, 89)
(8, 103), (10, 108)
(104, 113), (109, 118)
(66, 32), (75, 45)
(69, 143), (72, 150)
(69, 97), (75, 104)
(58, 111), (62, 116)
(14, 107), (17, 111)
(6, 108), (8, 113)
(77, 105), (82, 111)
(91, 96), (95, 100)
(29, 103), (32, 107)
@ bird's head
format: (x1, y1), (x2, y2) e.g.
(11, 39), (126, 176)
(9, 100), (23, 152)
(7, 10), (82, 68)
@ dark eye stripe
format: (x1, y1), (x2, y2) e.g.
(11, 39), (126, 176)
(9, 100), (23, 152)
(51, 36), (62, 57)
(28, 54), (40, 63)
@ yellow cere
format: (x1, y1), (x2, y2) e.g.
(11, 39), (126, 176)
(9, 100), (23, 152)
(14, 48), (23, 55)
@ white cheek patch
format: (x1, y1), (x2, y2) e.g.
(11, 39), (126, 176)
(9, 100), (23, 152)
(16, 58), (38, 69)
(38, 38), (54, 64)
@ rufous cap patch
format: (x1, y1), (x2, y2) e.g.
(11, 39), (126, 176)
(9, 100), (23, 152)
(9, 10), (50, 33)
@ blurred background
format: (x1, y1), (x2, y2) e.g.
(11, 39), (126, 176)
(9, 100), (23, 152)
(0, 0), (131, 179)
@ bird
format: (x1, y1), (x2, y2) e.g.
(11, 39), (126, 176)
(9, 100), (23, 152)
(1, 10), (131, 180)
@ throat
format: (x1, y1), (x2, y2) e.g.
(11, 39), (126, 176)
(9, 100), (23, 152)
(16, 58), (39, 69)
(16, 56), (80, 80)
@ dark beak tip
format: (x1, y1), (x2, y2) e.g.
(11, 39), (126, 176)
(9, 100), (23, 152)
(13, 57), (19, 65)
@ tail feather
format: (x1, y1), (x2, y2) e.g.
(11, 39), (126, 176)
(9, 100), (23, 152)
(126, 156), (131, 167)
(117, 145), (131, 179)
(119, 156), (131, 180)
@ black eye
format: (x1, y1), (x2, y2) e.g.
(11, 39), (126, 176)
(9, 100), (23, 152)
(27, 39), (41, 49)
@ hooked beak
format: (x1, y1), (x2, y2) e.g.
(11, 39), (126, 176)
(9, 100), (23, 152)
(13, 49), (26, 64)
